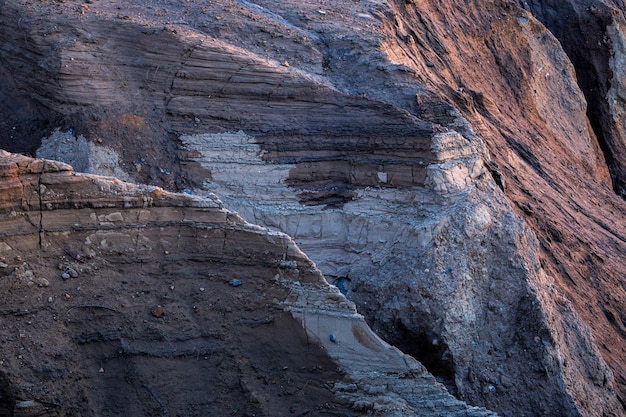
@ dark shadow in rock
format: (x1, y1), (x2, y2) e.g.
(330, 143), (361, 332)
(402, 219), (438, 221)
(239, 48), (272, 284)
(391, 321), (457, 396)
(0, 372), (15, 417)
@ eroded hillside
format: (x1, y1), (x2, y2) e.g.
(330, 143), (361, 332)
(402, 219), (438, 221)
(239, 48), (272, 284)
(0, 0), (625, 416)
(0, 150), (499, 416)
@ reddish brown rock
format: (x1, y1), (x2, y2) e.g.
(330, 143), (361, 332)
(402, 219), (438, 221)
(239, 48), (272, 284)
(150, 305), (164, 318)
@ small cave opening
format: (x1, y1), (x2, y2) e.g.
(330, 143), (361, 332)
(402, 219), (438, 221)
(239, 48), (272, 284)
(0, 17), (65, 157)
(332, 276), (352, 296)
(391, 320), (458, 396)
(0, 63), (62, 156)
(0, 95), (60, 157)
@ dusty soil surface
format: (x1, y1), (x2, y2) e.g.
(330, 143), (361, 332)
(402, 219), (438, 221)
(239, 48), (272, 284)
(0, 259), (355, 417)
(0, 151), (498, 417)
(0, 152), (360, 417)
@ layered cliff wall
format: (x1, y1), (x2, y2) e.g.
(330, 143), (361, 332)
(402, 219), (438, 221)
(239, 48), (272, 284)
(0, 150), (499, 416)
(1, 0), (625, 416)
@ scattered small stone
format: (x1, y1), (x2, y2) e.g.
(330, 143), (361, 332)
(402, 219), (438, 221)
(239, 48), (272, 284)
(228, 279), (242, 287)
(35, 277), (49, 287)
(61, 272), (70, 280)
(151, 305), (164, 318)
(199, 287), (205, 292)
(329, 334), (337, 343)
(15, 400), (39, 409)
(99, 367), (105, 373)
(318, 9), (326, 14)
(283, 61), (290, 67)
(67, 267), (79, 278)
(47, 296), (53, 303)
(0, 262), (7, 268)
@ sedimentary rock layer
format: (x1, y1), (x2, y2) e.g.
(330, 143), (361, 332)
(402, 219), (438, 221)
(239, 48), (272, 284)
(0, 150), (497, 416)
(0, 0), (625, 416)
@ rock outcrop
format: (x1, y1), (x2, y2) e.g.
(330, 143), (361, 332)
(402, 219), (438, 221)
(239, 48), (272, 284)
(1, 0), (625, 416)
(0, 150), (498, 416)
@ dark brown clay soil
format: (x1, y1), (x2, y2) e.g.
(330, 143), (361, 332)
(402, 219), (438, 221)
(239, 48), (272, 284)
(0, 251), (359, 417)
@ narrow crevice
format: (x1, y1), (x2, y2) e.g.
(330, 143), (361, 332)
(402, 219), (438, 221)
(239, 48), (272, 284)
(617, 393), (626, 413)
(518, 0), (625, 197)
(0, 372), (15, 417)
(587, 102), (626, 197)
(37, 171), (44, 250)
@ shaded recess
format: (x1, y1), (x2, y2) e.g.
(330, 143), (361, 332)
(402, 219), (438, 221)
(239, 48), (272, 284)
(390, 322), (457, 396)
(0, 39), (60, 155)
(0, 372), (14, 417)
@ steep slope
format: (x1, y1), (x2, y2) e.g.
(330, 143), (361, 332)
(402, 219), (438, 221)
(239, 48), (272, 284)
(516, 0), (626, 197)
(0, 0), (625, 416)
(0, 150), (497, 417)
(376, 0), (626, 410)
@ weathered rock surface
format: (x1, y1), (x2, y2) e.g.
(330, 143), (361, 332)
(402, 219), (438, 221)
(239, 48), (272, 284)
(0, 150), (498, 416)
(1, 0), (625, 416)
(517, 0), (626, 197)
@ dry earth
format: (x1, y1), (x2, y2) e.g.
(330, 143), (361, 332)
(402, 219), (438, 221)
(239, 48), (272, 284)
(1, 0), (626, 416)
(0, 151), (496, 417)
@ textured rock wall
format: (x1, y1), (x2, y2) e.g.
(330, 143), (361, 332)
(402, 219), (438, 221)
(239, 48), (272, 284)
(518, 0), (626, 196)
(180, 125), (622, 416)
(0, 0), (625, 416)
(377, 2), (626, 411)
(0, 150), (498, 416)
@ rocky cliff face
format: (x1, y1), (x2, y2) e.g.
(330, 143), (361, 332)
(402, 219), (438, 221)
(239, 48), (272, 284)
(517, 0), (626, 197)
(1, 0), (625, 416)
(0, 150), (498, 416)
